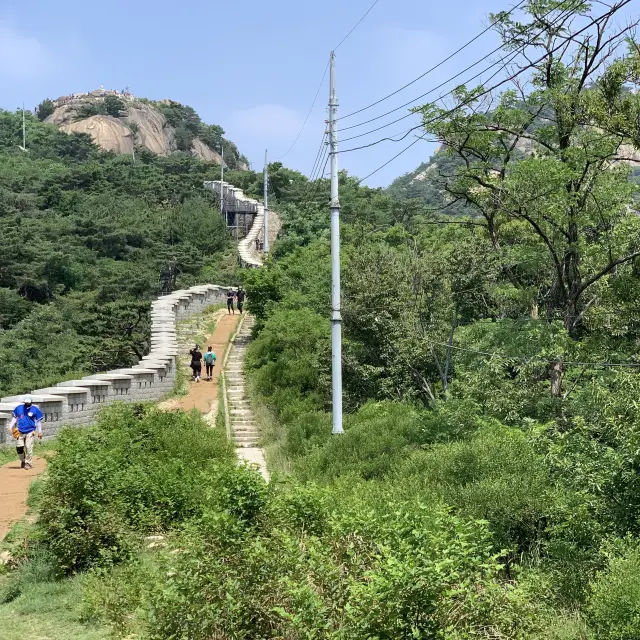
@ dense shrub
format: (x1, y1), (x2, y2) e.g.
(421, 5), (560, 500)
(587, 542), (640, 639)
(294, 402), (427, 482)
(392, 424), (555, 555)
(146, 484), (538, 639)
(37, 404), (235, 572)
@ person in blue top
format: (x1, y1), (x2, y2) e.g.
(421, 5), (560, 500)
(8, 396), (43, 470)
(203, 346), (217, 381)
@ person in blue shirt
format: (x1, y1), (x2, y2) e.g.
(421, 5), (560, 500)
(8, 396), (43, 470)
(203, 346), (217, 381)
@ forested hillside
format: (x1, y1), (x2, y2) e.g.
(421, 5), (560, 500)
(233, 3), (640, 637)
(386, 146), (470, 213)
(0, 110), (247, 396)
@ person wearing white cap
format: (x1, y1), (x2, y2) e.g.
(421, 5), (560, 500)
(7, 396), (44, 470)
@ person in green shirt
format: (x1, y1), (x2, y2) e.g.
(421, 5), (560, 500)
(203, 346), (217, 381)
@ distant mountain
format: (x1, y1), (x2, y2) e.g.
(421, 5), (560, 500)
(386, 147), (468, 215)
(387, 139), (640, 213)
(37, 89), (247, 169)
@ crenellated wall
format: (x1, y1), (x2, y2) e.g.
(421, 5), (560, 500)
(204, 180), (280, 268)
(0, 284), (233, 443)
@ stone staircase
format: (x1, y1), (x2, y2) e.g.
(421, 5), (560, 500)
(225, 315), (269, 479)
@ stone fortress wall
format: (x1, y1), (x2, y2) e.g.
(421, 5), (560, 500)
(205, 181), (272, 268)
(0, 179), (273, 444)
(0, 284), (232, 443)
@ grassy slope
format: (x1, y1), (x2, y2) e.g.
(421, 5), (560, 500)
(0, 575), (108, 640)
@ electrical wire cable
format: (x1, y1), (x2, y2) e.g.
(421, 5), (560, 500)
(334, 0), (382, 51)
(276, 0), (383, 160)
(309, 132), (329, 181)
(308, 150), (331, 202)
(339, 0), (579, 134)
(306, 143), (330, 200)
(339, 34), (530, 153)
(275, 61), (329, 161)
(339, 35), (531, 146)
(339, 0), (527, 121)
(342, 298), (640, 369)
(428, 340), (640, 368)
(353, 0), (613, 183)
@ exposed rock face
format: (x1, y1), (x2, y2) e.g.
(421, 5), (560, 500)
(126, 103), (176, 155)
(191, 137), (223, 164)
(44, 92), (239, 166)
(60, 115), (134, 155)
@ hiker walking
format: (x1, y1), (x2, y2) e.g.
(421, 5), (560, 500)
(236, 287), (246, 314)
(189, 344), (203, 382)
(204, 346), (217, 381)
(227, 289), (235, 314)
(7, 396), (43, 470)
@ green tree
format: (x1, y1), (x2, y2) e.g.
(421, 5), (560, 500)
(36, 98), (55, 121)
(103, 95), (126, 118)
(419, 1), (640, 342)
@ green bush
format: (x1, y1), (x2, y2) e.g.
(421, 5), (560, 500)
(36, 98), (55, 121)
(392, 423), (555, 555)
(37, 404), (235, 572)
(146, 483), (537, 639)
(294, 402), (427, 482)
(0, 549), (60, 604)
(102, 96), (125, 118)
(587, 542), (640, 639)
(81, 558), (157, 637)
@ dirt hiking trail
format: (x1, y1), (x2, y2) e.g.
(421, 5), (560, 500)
(159, 311), (240, 418)
(0, 310), (241, 540)
(0, 456), (47, 539)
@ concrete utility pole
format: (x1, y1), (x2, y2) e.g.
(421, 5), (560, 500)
(329, 51), (343, 435)
(220, 147), (225, 214)
(18, 102), (26, 152)
(263, 149), (269, 254)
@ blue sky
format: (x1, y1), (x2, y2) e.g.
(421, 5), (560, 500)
(1, 1), (636, 186)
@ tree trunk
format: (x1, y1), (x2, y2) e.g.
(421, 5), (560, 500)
(564, 296), (581, 339)
(550, 360), (564, 398)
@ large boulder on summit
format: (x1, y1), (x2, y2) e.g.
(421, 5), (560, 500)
(124, 102), (176, 155)
(59, 115), (134, 155)
(43, 90), (245, 167)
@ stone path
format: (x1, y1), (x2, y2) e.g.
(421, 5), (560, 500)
(225, 314), (269, 481)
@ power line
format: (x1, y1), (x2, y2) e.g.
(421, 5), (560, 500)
(275, 61), (329, 161)
(313, 145), (330, 182)
(334, 0), (382, 51)
(356, 131), (429, 183)
(340, 0), (579, 135)
(353, 0), (610, 184)
(339, 0), (527, 121)
(428, 340), (640, 369)
(309, 132), (328, 181)
(278, 0), (381, 163)
(338, 39), (527, 146)
(308, 151), (331, 202)
(339, 35), (526, 154)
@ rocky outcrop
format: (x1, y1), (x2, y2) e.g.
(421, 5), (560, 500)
(191, 137), (223, 164)
(126, 103), (176, 155)
(59, 115), (135, 155)
(44, 91), (240, 165)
